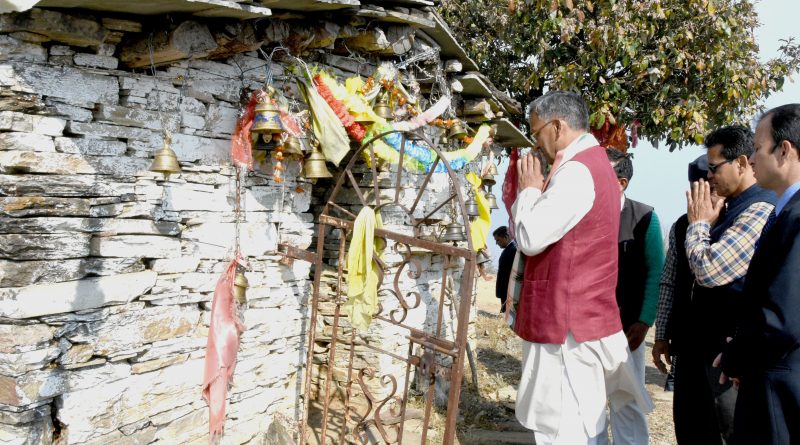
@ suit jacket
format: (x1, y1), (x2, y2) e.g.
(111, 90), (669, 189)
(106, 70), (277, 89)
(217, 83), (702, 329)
(721, 189), (800, 444)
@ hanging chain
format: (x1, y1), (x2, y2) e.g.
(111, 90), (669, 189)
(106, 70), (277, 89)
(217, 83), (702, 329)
(234, 165), (244, 257)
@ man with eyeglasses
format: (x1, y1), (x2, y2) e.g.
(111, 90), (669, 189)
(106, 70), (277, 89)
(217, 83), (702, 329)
(677, 125), (775, 445)
(510, 91), (651, 445)
(716, 104), (800, 444)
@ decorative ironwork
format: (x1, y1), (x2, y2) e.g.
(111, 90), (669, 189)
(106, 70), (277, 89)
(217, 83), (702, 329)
(287, 130), (476, 444)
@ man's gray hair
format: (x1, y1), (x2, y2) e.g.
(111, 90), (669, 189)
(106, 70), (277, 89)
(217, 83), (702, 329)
(527, 91), (590, 131)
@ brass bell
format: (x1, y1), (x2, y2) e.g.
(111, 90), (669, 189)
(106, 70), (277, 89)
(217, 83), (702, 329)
(487, 162), (498, 176)
(302, 142), (333, 180)
(465, 194), (480, 217)
(374, 93), (393, 121)
(252, 98), (283, 142)
(233, 271), (249, 306)
(485, 191), (499, 210)
(481, 173), (496, 188)
(442, 221), (467, 242)
(281, 136), (305, 157)
(149, 138), (181, 180)
(447, 120), (468, 140)
(477, 249), (491, 265)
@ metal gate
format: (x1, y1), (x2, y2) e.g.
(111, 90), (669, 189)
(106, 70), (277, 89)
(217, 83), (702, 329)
(284, 130), (477, 445)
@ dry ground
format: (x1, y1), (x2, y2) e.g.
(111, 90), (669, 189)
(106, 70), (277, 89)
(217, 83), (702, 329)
(455, 275), (677, 444)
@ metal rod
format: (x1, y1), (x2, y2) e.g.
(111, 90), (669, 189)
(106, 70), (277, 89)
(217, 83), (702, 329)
(409, 155), (441, 215)
(320, 229), (348, 445)
(346, 170), (368, 208)
(299, 222), (327, 445)
(320, 214), (471, 258)
(442, 255), (476, 444)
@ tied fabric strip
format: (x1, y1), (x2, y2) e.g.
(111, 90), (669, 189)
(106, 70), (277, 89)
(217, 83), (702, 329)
(202, 258), (246, 443)
(502, 147), (519, 239)
(342, 207), (384, 330)
(230, 91), (259, 170)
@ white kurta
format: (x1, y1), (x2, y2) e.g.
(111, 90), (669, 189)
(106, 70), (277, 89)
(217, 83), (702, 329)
(511, 134), (653, 444)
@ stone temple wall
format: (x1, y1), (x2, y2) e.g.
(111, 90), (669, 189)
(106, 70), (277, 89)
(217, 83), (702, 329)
(0, 12), (316, 445)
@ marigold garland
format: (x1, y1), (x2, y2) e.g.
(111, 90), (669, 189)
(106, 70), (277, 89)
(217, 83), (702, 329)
(313, 74), (367, 142)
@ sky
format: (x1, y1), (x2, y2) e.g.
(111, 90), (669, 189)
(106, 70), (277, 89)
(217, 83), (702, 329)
(487, 0), (799, 270)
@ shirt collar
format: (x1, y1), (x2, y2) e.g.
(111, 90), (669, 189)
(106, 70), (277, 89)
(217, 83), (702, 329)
(558, 133), (600, 165)
(776, 181), (800, 215)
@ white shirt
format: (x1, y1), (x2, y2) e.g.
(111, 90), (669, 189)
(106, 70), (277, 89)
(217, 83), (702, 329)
(511, 133), (599, 256)
(510, 133), (653, 441)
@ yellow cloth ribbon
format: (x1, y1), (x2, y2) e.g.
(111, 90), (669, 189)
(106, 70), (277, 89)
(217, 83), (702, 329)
(466, 172), (491, 251)
(343, 207), (384, 330)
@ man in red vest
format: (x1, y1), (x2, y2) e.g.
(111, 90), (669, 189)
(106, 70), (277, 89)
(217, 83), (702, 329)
(512, 91), (652, 445)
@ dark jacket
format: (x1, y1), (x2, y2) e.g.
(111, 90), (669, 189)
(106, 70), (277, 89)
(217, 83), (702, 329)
(688, 185), (775, 361)
(496, 241), (516, 300)
(721, 190), (800, 445)
(616, 198), (654, 331)
(667, 214), (695, 354)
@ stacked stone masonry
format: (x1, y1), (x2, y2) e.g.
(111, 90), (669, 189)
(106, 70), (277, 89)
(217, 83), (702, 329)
(0, 4), (485, 444)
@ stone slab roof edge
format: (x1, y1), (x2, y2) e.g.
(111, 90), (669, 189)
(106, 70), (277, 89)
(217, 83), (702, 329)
(10, 0), (272, 18)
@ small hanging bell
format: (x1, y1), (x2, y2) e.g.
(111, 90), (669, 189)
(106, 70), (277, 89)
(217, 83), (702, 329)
(252, 98), (283, 143)
(487, 162), (498, 176)
(442, 221), (467, 242)
(485, 191), (499, 210)
(477, 249), (491, 265)
(374, 92), (393, 121)
(281, 136), (305, 157)
(149, 137), (181, 180)
(465, 194), (480, 217)
(447, 120), (468, 140)
(302, 142), (333, 180)
(481, 173), (496, 188)
(233, 271), (249, 306)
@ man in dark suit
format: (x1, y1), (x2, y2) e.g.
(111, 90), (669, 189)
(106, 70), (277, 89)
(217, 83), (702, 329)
(493, 226), (516, 314)
(718, 103), (800, 444)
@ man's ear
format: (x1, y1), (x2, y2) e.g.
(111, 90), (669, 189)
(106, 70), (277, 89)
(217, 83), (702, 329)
(619, 177), (629, 191)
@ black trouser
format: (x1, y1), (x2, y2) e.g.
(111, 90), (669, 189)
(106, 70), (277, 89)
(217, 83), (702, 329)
(673, 351), (737, 445)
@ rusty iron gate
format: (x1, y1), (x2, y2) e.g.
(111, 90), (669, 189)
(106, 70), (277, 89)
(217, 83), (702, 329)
(284, 130), (477, 445)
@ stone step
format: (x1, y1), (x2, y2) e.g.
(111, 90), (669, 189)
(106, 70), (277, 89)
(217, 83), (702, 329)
(458, 428), (536, 445)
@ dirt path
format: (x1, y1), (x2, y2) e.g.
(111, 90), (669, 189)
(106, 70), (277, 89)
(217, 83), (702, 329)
(457, 275), (677, 444)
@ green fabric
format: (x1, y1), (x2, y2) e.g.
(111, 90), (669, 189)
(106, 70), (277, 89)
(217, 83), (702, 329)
(640, 212), (665, 326)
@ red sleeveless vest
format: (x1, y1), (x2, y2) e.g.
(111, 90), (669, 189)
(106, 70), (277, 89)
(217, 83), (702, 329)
(514, 145), (622, 344)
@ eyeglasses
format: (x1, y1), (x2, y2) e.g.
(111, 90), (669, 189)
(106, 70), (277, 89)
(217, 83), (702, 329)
(530, 120), (557, 144)
(707, 158), (735, 174)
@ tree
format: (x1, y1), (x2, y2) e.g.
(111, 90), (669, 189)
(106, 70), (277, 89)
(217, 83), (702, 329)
(439, 0), (800, 149)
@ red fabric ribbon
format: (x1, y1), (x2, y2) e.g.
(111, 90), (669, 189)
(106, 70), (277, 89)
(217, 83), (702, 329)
(231, 91), (261, 170)
(502, 147), (519, 239)
(202, 257), (245, 443)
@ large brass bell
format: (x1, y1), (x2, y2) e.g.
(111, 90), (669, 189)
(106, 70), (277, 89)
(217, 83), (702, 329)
(442, 221), (467, 242)
(485, 191), (499, 210)
(374, 93), (393, 121)
(233, 271), (249, 305)
(447, 120), (468, 140)
(481, 173), (496, 188)
(465, 194), (480, 217)
(252, 98), (283, 143)
(149, 137), (181, 180)
(302, 142), (332, 180)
